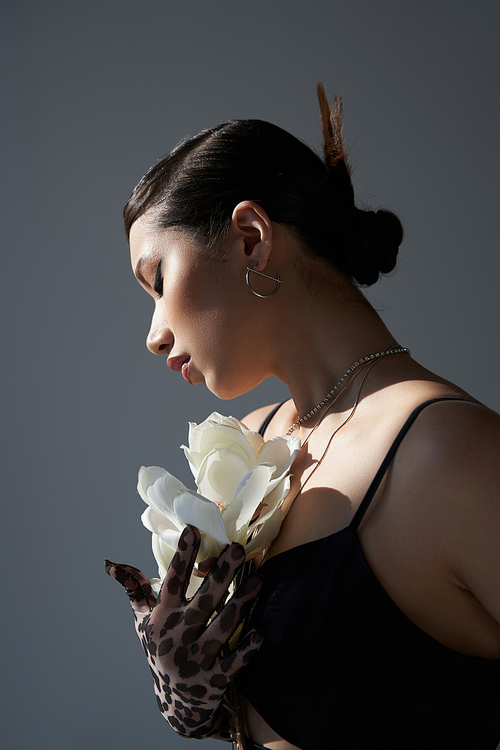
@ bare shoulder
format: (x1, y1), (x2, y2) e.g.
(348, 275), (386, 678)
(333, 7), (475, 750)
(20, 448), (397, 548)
(393, 398), (500, 621)
(240, 403), (280, 433)
(397, 399), (500, 481)
(241, 399), (293, 436)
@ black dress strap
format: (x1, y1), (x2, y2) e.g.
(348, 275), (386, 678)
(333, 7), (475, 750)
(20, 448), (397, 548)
(258, 401), (287, 437)
(350, 397), (474, 530)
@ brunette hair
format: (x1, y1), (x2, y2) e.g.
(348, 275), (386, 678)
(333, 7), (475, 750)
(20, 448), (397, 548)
(124, 85), (402, 286)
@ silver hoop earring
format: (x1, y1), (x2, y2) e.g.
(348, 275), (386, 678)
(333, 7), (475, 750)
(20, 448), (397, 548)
(246, 264), (282, 298)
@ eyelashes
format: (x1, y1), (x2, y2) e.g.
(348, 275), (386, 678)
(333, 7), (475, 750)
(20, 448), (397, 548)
(153, 261), (163, 298)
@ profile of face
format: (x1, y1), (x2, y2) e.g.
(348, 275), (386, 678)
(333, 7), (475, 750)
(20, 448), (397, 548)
(129, 208), (277, 400)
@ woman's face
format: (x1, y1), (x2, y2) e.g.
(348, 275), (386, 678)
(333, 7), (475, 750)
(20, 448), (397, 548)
(129, 215), (271, 399)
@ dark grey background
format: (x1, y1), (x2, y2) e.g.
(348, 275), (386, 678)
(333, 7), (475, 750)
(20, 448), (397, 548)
(2, 1), (499, 748)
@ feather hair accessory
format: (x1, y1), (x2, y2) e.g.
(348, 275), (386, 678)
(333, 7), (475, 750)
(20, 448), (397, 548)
(316, 82), (351, 174)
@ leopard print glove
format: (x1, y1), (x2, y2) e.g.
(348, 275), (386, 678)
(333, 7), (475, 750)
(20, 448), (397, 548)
(105, 525), (263, 740)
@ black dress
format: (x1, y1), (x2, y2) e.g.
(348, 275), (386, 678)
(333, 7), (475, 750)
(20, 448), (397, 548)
(239, 398), (500, 749)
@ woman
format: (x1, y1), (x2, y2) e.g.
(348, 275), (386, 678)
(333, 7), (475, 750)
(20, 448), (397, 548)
(106, 86), (500, 749)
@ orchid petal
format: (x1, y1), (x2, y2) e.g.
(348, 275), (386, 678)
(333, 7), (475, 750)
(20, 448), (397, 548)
(186, 413), (245, 451)
(138, 413), (299, 593)
(172, 489), (230, 547)
(137, 466), (171, 503)
(197, 533), (212, 561)
(149, 578), (163, 596)
(181, 446), (204, 477)
(240, 426), (265, 457)
(258, 435), (301, 482)
(197, 532), (224, 560)
(222, 463), (275, 539)
(245, 509), (285, 557)
(144, 471), (188, 522)
(206, 412), (247, 430)
(160, 527), (184, 550)
(141, 506), (182, 536)
(196, 447), (253, 508)
(255, 476), (292, 525)
(185, 574), (204, 599)
(191, 423), (257, 466)
(152, 532), (176, 572)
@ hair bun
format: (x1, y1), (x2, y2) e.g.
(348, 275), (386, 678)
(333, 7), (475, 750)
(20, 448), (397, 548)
(348, 208), (403, 286)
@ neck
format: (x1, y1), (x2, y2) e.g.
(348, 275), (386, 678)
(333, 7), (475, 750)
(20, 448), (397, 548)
(260, 275), (399, 423)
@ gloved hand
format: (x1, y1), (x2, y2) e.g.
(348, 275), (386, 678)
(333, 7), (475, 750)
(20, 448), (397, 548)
(105, 525), (263, 739)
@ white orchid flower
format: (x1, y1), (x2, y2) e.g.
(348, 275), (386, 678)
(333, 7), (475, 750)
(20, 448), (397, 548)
(138, 412), (300, 594)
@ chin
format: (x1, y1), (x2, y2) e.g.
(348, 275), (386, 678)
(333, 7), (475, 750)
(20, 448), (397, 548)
(209, 385), (249, 401)
(207, 373), (271, 401)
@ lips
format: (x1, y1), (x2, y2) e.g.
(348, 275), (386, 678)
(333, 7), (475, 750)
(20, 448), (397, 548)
(167, 356), (192, 384)
(181, 360), (192, 384)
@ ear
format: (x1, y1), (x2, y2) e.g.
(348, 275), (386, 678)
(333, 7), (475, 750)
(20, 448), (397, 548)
(230, 201), (273, 272)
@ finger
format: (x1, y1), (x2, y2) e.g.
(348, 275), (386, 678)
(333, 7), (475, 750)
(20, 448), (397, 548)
(152, 543), (246, 650)
(156, 525), (201, 609)
(218, 629), (263, 680)
(194, 543), (246, 617)
(201, 573), (263, 664)
(104, 560), (156, 612)
(197, 556), (217, 576)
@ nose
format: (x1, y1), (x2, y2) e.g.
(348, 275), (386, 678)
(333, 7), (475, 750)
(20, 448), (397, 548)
(146, 309), (173, 355)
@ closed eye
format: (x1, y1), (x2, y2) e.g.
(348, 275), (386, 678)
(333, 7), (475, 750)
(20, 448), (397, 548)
(153, 261), (163, 298)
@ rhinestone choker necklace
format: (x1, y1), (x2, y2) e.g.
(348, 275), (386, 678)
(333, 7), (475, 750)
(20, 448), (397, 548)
(287, 346), (410, 434)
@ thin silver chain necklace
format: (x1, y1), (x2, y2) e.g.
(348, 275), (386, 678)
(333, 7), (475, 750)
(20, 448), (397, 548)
(287, 345), (410, 434)
(257, 358), (379, 570)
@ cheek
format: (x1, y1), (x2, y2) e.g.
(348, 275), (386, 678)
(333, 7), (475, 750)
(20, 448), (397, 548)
(199, 317), (268, 399)
(194, 309), (238, 354)
(184, 276), (243, 339)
